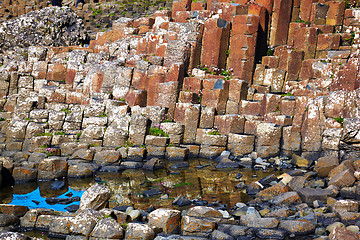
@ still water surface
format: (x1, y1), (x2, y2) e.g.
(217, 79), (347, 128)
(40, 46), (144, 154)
(0, 158), (289, 239)
(0, 158), (281, 211)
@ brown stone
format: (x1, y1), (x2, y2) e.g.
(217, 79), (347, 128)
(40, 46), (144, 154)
(314, 156), (339, 178)
(257, 182), (289, 201)
(328, 169), (356, 189)
(329, 227), (360, 240)
(148, 208), (181, 234)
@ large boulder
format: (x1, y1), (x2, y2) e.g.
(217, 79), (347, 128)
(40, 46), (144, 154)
(0, 7), (87, 52)
(78, 184), (111, 212)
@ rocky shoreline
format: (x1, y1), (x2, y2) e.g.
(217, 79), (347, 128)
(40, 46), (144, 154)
(1, 164), (360, 240)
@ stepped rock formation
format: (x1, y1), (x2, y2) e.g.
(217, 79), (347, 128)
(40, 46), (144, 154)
(0, 0), (359, 183)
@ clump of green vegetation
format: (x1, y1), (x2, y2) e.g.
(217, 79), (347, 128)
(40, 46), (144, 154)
(344, 0), (356, 9)
(0, 117), (5, 121)
(98, 112), (107, 117)
(333, 117), (344, 125)
(55, 131), (66, 135)
(173, 182), (193, 187)
(149, 127), (169, 137)
(295, 19), (310, 24)
(275, 104), (280, 112)
(162, 119), (172, 123)
(282, 92), (294, 97)
(36, 132), (53, 137)
(122, 140), (134, 148)
(198, 65), (209, 72)
(120, 223), (127, 229)
(267, 46), (274, 56)
(76, 131), (82, 138)
(208, 129), (221, 135)
(61, 108), (71, 115)
(92, 7), (102, 16)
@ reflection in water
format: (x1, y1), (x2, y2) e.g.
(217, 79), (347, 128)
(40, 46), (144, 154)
(0, 158), (282, 212)
(10, 187), (84, 212)
(102, 158), (282, 210)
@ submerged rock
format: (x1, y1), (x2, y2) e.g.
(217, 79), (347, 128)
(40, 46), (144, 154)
(172, 196), (192, 207)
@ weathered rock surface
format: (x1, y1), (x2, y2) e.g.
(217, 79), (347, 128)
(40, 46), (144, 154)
(0, 7), (87, 52)
(78, 184), (111, 211)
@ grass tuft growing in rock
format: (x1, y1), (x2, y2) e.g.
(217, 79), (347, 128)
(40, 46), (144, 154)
(208, 129), (221, 135)
(149, 127), (169, 137)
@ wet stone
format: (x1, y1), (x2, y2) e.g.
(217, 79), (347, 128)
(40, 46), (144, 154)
(173, 196), (192, 207)
(143, 188), (162, 197)
(169, 161), (190, 169)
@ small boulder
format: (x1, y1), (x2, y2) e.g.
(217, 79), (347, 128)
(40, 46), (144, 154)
(70, 208), (102, 236)
(142, 158), (163, 171)
(269, 191), (302, 206)
(292, 154), (312, 168)
(172, 196), (191, 207)
(148, 208), (181, 234)
(181, 216), (217, 237)
(90, 218), (123, 239)
(314, 156), (338, 178)
(187, 206), (223, 218)
(329, 227), (360, 240)
(0, 214), (20, 227)
(78, 184), (111, 212)
(279, 220), (315, 235)
(38, 157), (68, 180)
(297, 187), (337, 206)
(331, 200), (359, 212)
(0, 204), (28, 217)
(240, 216), (279, 229)
(256, 182), (289, 201)
(328, 169), (356, 189)
(215, 158), (239, 169)
(125, 223), (155, 240)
